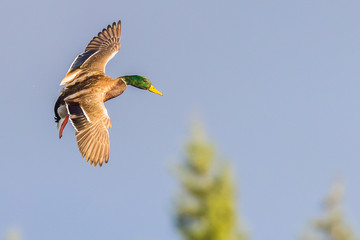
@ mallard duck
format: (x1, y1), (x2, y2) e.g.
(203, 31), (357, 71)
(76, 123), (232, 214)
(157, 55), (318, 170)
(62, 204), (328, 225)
(54, 20), (162, 167)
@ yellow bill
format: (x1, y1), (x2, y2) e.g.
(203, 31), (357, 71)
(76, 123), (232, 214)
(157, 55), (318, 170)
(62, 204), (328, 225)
(148, 85), (163, 96)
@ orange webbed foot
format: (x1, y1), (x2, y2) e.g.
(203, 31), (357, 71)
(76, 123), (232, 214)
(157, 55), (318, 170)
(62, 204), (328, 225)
(59, 115), (69, 139)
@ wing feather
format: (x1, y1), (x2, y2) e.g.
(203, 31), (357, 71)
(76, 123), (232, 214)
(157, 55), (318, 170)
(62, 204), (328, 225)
(65, 95), (111, 166)
(60, 21), (121, 86)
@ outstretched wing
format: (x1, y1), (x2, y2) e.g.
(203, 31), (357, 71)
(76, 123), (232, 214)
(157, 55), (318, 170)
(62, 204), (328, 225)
(60, 21), (121, 86)
(65, 94), (112, 167)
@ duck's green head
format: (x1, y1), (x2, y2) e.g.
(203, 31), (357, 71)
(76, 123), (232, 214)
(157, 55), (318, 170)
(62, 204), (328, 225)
(122, 75), (163, 96)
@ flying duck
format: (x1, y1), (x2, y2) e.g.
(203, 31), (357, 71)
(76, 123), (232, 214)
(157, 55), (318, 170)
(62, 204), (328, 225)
(54, 20), (162, 167)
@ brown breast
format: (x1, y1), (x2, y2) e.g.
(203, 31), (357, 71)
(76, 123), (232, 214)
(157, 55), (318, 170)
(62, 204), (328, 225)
(104, 79), (127, 102)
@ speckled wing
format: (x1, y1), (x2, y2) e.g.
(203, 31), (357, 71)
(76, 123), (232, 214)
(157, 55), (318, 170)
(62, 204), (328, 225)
(65, 94), (112, 167)
(60, 21), (121, 86)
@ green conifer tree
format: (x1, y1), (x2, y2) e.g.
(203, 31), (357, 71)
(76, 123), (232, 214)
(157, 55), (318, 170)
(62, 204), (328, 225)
(175, 123), (247, 240)
(302, 182), (360, 240)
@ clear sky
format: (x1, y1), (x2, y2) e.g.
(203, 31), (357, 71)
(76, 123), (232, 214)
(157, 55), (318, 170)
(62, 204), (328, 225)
(1, 0), (360, 239)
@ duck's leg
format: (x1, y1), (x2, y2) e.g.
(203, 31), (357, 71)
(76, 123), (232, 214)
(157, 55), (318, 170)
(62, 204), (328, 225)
(59, 115), (69, 139)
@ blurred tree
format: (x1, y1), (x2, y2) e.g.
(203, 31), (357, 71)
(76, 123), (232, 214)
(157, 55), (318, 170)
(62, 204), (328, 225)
(301, 182), (360, 240)
(4, 229), (21, 240)
(174, 122), (247, 240)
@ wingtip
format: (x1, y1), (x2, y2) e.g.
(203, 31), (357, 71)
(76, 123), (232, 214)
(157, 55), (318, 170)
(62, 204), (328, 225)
(110, 20), (121, 28)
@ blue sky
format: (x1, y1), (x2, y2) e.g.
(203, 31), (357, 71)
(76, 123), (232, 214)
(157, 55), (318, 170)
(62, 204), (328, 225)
(1, 0), (360, 239)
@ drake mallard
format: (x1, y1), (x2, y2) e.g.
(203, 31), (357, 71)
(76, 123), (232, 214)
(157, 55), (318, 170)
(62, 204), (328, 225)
(54, 21), (162, 167)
